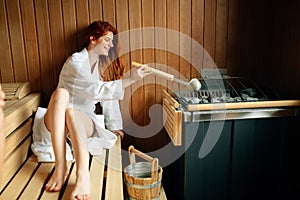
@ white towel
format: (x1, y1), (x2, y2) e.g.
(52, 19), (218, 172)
(31, 107), (108, 161)
(86, 114), (115, 155)
(31, 107), (74, 162)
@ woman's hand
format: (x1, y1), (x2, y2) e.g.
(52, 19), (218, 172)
(122, 65), (151, 88)
(112, 130), (125, 140)
(131, 65), (151, 80)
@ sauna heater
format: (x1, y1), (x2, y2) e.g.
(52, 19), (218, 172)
(162, 74), (300, 200)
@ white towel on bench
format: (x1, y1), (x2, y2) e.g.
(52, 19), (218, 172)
(31, 107), (74, 162)
(31, 107), (112, 162)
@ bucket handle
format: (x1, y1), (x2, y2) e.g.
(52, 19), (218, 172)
(128, 145), (159, 179)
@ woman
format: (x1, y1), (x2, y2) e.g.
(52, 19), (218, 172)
(32, 21), (150, 200)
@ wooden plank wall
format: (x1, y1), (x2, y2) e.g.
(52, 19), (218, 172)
(0, 0), (300, 150)
(270, 0), (300, 98)
(227, 0), (300, 99)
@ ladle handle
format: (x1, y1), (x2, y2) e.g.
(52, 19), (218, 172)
(128, 145), (159, 178)
(128, 145), (154, 164)
(132, 61), (174, 80)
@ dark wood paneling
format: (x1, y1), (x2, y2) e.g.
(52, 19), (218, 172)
(6, 0), (27, 82)
(0, 0), (14, 82)
(75, 0), (90, 49)
(270, 0), (300, 98)
(142, 0), (155, 126)
(116, 0), (131, 138)
(204, 0), (216, 68)
(20, 0), (40, 92)
(179, 0), (192, 91)
(191, 0), (204, 78)
(154, 0), (167, 104)
(89, 0), (103, 22)
(48, 0), (65, 87)
(227, 0), (239, 76)
(34, 0), (55, 105)
(62, 0), (77, 57)
(167, 0), (179, 92)
(102, 0), (116, 25)
(215, 0), (228, 69)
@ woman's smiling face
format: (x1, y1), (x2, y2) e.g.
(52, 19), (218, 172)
(93, 31), (114, 56)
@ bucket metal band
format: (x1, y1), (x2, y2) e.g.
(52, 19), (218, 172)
(128, 191), (161, 200)
(125, 179), (162, 189)
(128, 192), (161, 200)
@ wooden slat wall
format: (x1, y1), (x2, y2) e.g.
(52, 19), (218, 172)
(0, 0), (14, 83)
(167, 0), (179, 92)
(269, 0), (300, 98)
(21, 0), (40, 92)
(191, 0), (204, 78)
(5, 0), (28, 83)
(1, 0), (300, 150)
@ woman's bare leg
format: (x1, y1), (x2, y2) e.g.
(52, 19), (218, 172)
(66, 108), (93, 200)
(44, 88), (70, 192)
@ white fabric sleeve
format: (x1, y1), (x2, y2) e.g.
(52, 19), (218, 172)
(59, 55), (124, 101)
(101, 100), (123, 131)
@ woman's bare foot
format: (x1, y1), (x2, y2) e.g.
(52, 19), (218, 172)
(70, 171), (90, 200)
(45, 164), (67, 192)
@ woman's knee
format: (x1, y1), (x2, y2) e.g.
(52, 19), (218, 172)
(65, 107), (75, 121)
(51, 88), (70, 105)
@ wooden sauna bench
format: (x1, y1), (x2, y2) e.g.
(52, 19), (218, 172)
(0, 82), (167, 199)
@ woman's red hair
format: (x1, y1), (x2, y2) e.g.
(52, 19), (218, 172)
(83, 21), (124, 81)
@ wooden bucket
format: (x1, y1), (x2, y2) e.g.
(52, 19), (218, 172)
(124, 146), (163, 200)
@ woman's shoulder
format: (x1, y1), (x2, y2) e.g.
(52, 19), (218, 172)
(70, 48), (88, 62)
(64, 48), (89, 69)
(61, 48), (89, 74)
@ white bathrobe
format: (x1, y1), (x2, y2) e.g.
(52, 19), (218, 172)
(31, 48), (123, 162)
